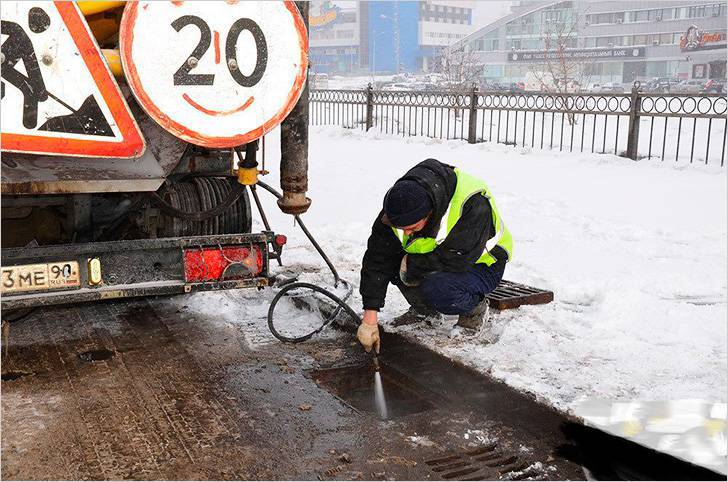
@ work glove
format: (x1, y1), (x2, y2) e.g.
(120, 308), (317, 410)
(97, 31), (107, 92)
(399, 254), (420, 287)
(357, 322), (380, 354)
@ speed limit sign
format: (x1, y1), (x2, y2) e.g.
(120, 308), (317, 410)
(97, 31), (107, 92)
(119, 1), (308, 147)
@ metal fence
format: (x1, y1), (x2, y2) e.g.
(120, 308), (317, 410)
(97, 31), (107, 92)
(309, 84), (728, 166)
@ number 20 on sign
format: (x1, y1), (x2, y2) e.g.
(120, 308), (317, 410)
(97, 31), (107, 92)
(119, 1), (308, 147)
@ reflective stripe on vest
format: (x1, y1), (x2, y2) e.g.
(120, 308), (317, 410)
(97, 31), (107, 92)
(392, 168), (513, 266)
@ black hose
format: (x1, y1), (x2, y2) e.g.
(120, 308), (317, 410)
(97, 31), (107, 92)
(267, 282), (359, 343)
(256, 180), (360, 343)
(147, 183), (245, 222)
(257, 180), (342, 284)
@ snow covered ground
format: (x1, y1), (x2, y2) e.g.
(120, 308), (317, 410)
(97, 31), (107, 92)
(183, 126), (727, 417)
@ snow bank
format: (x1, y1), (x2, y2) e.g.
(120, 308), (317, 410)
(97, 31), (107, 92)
(185, 125), (727, 416)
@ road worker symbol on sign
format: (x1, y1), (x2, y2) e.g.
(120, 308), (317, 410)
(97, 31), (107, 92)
(119, 1), (308, 148)
(0, 2), (145, 158)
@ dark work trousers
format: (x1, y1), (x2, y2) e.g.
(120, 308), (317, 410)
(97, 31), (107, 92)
(396, 258), (507, 315)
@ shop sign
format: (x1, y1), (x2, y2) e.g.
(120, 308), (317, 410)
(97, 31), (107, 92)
(680, 26), (727, 51)
(508, 47), (645, 62)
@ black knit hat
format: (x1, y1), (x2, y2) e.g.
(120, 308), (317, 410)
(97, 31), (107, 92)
(384, 180), (432, 227)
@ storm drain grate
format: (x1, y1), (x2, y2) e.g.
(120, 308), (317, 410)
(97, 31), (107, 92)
(77, 348), (115, 362)
(310, 363), (438, 419)
(486, 280), (554, 311)
(425, 443), (547, 480)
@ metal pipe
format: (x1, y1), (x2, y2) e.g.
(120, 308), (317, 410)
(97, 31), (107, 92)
(278, 1), (311, 215)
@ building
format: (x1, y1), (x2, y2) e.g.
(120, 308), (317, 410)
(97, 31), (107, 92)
(309, 0), (477, 74)
(448, 1), (727, 86)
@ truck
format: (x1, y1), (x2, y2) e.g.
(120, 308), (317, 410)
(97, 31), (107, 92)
(1, 1), (312, 314)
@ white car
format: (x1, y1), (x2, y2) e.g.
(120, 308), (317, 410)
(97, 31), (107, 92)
(674, 80), (704, 94)
(382, 83), (414, 92)
(587, 83), (602, 93)
(599, 82), (625, 93)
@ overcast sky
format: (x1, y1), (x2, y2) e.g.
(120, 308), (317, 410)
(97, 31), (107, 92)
(471, 1), (516, 30)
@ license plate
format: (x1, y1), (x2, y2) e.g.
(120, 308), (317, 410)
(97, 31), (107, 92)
(1, 261), (81, 294)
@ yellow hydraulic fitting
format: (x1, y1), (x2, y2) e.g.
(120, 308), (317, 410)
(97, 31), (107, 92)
(237, 167), (259, 186)
(78, 1), (125, 17)
(102, 49), (123, 78)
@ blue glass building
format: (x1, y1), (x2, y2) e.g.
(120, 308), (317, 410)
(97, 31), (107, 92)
(310, 1), (474, 74)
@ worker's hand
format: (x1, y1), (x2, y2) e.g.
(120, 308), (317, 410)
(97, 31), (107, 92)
(357, 311), (380, 353)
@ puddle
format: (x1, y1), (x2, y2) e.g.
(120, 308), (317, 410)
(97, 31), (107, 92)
(310, 362), (437, 419)
(77, 349), (115, 362)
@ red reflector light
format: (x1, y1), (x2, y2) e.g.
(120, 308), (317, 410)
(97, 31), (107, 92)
(183, 246), (263, 282)
(274, 235), (287, 246)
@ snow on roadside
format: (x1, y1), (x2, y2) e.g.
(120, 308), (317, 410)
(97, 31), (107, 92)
(183, 125), (727, 415)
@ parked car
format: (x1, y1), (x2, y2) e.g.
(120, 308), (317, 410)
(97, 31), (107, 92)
(310, 73), (329, 89)
(657, 77), (680, 92)
(486, 82), (510, 92)
(554, 77), (582, 92)
(673, 79), (704, 94)
(587, 83), (602, 93)
(599, 82), (625, 93)
(702, 79), (726, 93)
(509, 81), (526, 92)
(381, 82), (414, 92)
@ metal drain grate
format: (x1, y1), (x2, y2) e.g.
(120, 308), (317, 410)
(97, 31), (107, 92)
(425, 443), (547, 480)
(310, 363), (438, 419)
(486, 280), (554, 311)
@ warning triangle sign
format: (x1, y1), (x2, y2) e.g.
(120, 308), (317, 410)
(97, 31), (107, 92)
(1, 2), (145, 158)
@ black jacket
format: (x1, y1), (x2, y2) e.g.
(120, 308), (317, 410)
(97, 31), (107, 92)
(360, 159), (504, 311)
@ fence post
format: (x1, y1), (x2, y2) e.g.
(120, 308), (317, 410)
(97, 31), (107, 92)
(365, 83), (374, 131)
(626, 81), (642, 160)
(467, 83), (479, 144)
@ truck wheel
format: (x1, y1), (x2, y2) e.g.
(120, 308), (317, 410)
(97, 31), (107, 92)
(158, 177), (252, 237)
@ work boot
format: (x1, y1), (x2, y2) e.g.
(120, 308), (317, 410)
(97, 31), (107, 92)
(391, 306), (442, 327)
(456, 297), (490, 331)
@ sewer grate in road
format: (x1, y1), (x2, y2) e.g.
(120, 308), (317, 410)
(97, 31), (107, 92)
(425, 443), (546, 480)
(310, 362), (439, 419)
(1, 370), (34, 381)
(77, 348), (115, 362)
(486, 280), (554, 311)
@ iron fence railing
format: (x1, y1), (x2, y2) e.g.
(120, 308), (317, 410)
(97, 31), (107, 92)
(309, 84), (727, 166)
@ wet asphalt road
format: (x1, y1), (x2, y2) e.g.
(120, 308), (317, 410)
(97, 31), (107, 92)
(1, 295), (595, 480)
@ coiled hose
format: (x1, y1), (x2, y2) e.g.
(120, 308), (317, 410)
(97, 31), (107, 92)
(256, 181), (361, 343)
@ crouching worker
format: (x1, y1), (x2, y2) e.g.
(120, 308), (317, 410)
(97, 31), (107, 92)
(356, 158), (513, 353)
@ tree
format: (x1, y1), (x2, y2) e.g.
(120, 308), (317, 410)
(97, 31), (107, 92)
(436, 46), (483, 121)
(527, 10), (593, 125)
(438, 46), (483, 92)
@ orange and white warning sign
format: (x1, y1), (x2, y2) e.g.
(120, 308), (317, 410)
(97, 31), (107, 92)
(0, 2), (145, 158)
(119, 1), (308, 148)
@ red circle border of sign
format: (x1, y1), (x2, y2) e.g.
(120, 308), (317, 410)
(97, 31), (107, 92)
(119, 1), (308, 148)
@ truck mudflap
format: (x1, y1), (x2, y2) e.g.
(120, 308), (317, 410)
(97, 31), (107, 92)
(1, 233), (280, 310)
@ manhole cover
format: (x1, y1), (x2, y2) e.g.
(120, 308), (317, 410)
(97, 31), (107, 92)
(77, 349), (115, 362)
(310, 362), (439, 419)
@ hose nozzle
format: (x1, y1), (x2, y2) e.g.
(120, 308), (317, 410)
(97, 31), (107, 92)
(372, 354), (380, 372)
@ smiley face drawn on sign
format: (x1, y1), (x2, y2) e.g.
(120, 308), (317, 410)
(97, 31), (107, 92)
(119, 1), (308, 148)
